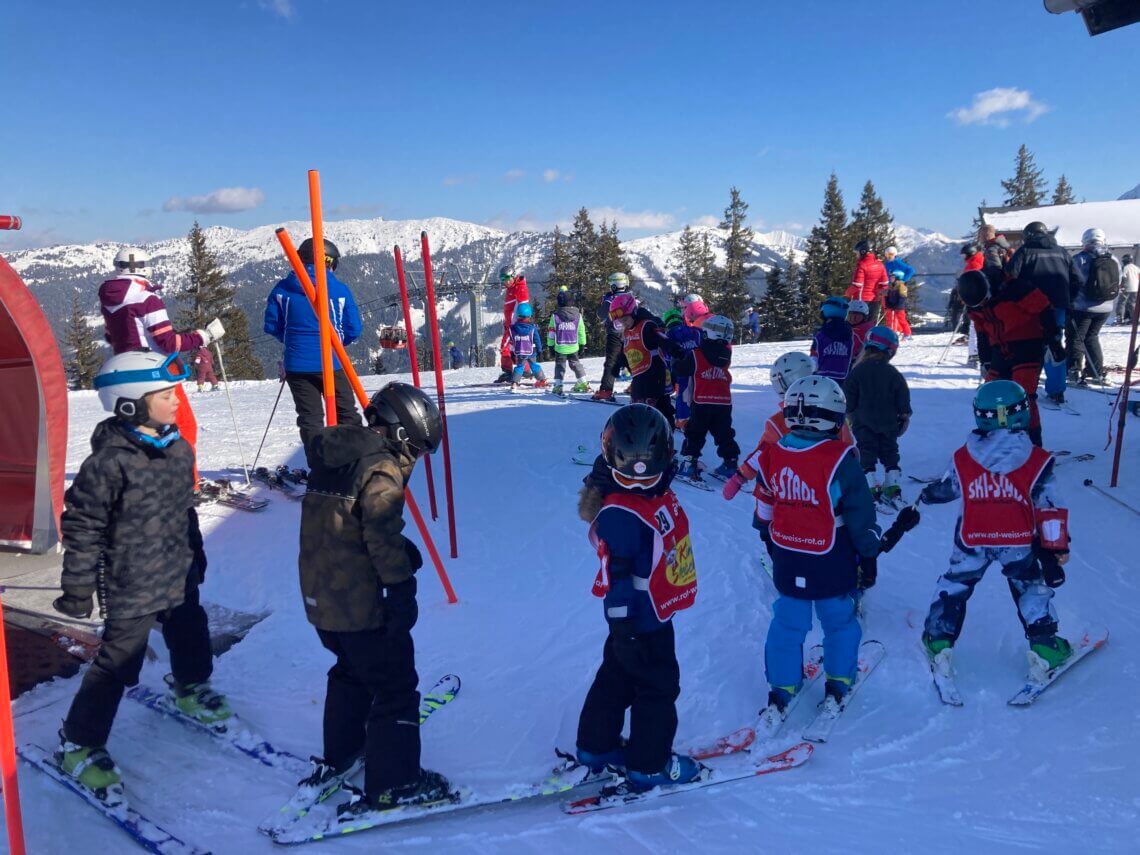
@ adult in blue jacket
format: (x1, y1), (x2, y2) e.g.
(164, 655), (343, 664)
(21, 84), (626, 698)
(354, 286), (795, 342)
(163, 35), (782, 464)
(883, 246), (915, 283)
(263, 238), (363, 466)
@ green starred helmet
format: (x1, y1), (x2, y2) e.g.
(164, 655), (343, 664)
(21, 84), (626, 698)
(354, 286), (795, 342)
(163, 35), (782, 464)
(662, 308), (683, 328)
(973, 380), (1030, 432)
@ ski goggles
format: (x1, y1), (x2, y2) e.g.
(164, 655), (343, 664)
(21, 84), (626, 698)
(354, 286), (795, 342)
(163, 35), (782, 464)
(94, 352), (192, 391)
(611, 468), (663, 491)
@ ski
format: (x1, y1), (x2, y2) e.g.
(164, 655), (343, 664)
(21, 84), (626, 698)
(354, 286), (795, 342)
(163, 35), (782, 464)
(1008, 627), (1108, 706)
(683, 727), (756, 760)
(564, 392), (626, 406)
(756, 644), (824, 742)
(562, 742), (813, 816)
(673, 471), (716, 492)
(244, 466), (305, 500)
(18, 744), (210, 855)
(922, 642), (964, 707)
(195, 479), (268, 512)
(1039, 397), (1080, 416)
(801, 640), (885, 743)
(571, 444), (595, 467)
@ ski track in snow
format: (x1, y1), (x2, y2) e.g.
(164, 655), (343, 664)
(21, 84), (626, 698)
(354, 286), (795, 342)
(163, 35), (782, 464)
(13, 327), (1140, 853)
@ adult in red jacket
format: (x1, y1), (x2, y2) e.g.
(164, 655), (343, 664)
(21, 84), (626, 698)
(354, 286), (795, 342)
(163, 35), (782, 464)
(496, 266), (531, 382)
(961, 243), (984, 273)
(845, 241), (889, 324)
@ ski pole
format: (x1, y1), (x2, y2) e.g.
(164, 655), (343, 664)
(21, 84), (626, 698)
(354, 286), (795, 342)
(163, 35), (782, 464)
(936, 311), (967, 365)
(213, 341), (252, 488)
(1083, 478), (1140, 517)
(252, 377), (287, 472)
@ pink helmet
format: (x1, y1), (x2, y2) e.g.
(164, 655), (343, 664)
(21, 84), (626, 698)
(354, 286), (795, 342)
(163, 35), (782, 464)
(683, 300), (709, 325)
(608, 292), (638, 324)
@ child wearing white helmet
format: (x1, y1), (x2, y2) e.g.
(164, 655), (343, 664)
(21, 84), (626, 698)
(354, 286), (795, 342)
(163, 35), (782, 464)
(54, 351), (230, 806)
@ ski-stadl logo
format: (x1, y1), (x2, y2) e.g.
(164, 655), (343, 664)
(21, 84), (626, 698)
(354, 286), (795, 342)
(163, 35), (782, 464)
(774, 467), (819, 506)
(966, 472), (1026, 504)
(699, 366), (730, 381)
(821, 341), (849, 357)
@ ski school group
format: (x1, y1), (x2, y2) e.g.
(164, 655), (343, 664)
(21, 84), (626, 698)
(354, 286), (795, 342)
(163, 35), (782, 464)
(35, 231), (1105, 848)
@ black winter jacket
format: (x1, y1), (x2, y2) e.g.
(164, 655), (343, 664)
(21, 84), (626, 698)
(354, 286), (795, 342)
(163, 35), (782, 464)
(61, 418), (204, 620)
(1006, 232), (1083, 312)
(843, 352), (912, 438)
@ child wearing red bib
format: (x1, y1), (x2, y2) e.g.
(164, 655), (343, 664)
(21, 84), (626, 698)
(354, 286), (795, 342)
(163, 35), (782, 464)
(672, 314), (740, 481)
(575, 404), (701, 792)
(918, 380), (1073, 677)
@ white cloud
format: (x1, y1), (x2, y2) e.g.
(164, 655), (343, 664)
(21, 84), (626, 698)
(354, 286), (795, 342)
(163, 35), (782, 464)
(163, 186), (265, 214)
(484, 211), (551, 232)
(692, 215), (720, 228)
(948, 88), (1049, 127)
(542, 169), (561, 183)
(258, 0), (294, 18)
(590, 207), (675, 230)
(503, 169), (525, 182)
(442, 175), (472, 187)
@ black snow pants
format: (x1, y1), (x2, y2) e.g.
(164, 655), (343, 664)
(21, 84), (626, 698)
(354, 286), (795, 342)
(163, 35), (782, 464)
(681, 403), (740, 463)
(577, 622), (679, 775)
(598, 333), (627, 393)
(1067, 310), (1110, 379)
(853, 427), (900, 472)
(316, 578), (421, 796)
(286, 371), (363, 467)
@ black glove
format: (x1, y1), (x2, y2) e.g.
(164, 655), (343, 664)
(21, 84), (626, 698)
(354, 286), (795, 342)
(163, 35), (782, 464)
(1037, 549), (1066, 588)
(1047, 336), (1065, 365)
(53, 593), (94, 619)
(879, 505), (921, 553)
(858, 554), (878, 590)
(403, 537), (423, 572)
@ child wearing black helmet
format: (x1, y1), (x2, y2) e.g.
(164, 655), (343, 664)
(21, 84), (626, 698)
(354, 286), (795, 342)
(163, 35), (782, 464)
(296, 382), (452, 819)
(575, 404), (701, 792)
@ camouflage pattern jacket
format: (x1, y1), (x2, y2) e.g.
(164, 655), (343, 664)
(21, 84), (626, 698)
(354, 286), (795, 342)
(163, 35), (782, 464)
(299, 425), (418, 632)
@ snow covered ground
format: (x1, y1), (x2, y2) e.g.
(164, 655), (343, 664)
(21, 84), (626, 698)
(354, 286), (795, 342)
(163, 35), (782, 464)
(10, 326), (1140, 853)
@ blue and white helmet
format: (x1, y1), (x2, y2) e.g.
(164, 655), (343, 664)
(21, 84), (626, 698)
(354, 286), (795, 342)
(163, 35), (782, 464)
(702, 314), (734, 342)
(95, 351), (191, 424)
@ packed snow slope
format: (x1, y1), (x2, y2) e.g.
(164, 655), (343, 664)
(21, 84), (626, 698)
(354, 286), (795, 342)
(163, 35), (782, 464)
(11, 329), (1140, 853)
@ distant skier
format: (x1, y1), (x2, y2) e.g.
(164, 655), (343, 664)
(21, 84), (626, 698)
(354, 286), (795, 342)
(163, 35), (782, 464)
(672, 315), (740, 481)
(662, 308), (701, 429)
(509, 303), (548, 389)
(53, 351), (230, 805)
(1068, 227), (1119, 385)
(1119, 253), (1139, 324)
(747, 307), (761, 342)
(607, 292), (682, 427)
(846, 240), (889, 324)
(918, 380), (1073, 680)
(593, 272), (632, 401)
(978, 225), (1012, 273)
(883, 270), (913, 339)
(882, 246), (914, 287)
(810, 296), (855, 381)
(547, 286), (590, 394)
(576, 404), (701, 792)
(297, 382), (451, 818)
(193, 345), (218, 392)
(496, 266), (531, 383)
(447, 341), (463, 370)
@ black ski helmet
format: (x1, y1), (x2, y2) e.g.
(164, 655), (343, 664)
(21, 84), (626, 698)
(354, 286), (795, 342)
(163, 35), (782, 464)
(499, 265), (513, 281)
(960, 242), (980, 257)
(1123, 254), (1133, 266)
(957, 269), (990, 308)
(601, 404), (672, 487)
(1023, 222), (1049, 240)
(854, 239), (871, 255)
(298, 238), (341, 270)
(364, 382), (442, 456)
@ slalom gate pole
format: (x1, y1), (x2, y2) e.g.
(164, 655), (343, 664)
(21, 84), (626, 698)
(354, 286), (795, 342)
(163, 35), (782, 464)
(307, 171), (337, 427)
(0, 216), (21, 231)
(394, 246), (439, 520)
(252, 378), (287, 472)
(420, 232), (458, 558)
(275, 229), (458, 603)
(0, 595), (27, 855)
(213, 342), (252, 487)
(1110, 292), (1140, 487)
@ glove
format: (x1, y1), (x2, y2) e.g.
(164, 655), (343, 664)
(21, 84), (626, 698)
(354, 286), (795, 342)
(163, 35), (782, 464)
(53, 593), (94, 619)
(1047, 336), (1064, 366)
(403, 537), (423, 572)
(1037, 549), (1066, 588)
(722, 472), (746, 500)
(898, 415), (911, 436)
(197, 318), (226, 346)
(858, 554), (878, 590)
(879, 505), (921, 553)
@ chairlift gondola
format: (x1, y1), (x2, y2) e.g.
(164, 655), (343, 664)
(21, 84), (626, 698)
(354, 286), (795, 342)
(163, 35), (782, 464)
(379, 324), (408, 350)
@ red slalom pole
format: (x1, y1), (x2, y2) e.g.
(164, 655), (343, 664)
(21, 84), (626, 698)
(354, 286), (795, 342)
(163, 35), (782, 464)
(394, 246), (438, 520)
(1111, 290), (1140, 487)
(307, 171), (337, 427)
(420, 231), (458, 559)
(0, 216), (21, 231)
(0, 595), (27, 855)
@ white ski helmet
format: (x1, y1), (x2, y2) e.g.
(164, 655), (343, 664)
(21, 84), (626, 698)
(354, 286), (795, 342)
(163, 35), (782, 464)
(702, 314), (734, 342)
(607, 272), (630, 292)
(113, 247), (152, 276)
(1081, 227), (1105, 247)
(884, 246), (898, 258)
(846, 299), (870, 319)
(770, 352), (814, 394)
(684, 293), (703, 306)
(783, 375), (846, 433)
(95, 351), (191, 425)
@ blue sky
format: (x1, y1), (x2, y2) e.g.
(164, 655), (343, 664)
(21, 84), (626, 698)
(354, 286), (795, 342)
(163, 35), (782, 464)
(2, 0), (1137, 250)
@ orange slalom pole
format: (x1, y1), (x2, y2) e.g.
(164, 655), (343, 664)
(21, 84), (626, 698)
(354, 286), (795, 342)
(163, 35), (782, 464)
(420, 232), (458, 558)
(394, 246), (438, 520)
(276, 228), (458, 604)
(307, 170), (337, 426)
(0, 595), (27, 855)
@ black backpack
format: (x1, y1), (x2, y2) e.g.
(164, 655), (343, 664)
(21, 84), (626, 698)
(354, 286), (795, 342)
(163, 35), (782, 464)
(1086, 254), (1121, 303)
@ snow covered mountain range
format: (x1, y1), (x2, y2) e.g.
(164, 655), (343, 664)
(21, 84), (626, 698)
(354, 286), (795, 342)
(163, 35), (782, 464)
(6, 216), (961, 376)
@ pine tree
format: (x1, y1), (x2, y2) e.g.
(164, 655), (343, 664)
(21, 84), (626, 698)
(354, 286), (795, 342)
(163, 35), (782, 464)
(1000, 144), (1047, 207)
(717, 186), (756, 322)
(566, 208), (604, 355)
(970, 199), (988, 237)
(1052, 174), (1076, 205)
(65, 289), (103, 389)
(672, 225), (703, 293)
(545, 225), (572, 314)
(849, 180), (898, 259)
(799, 173), (851, 327)
(177, 221), (263, 378)
(756, 265), (800, 341)
(781, 255), (808, 335)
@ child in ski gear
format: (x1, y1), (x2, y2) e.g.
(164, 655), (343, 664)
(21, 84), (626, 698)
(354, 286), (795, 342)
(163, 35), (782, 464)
(846, 300), (872, 360)
(547, 287), (590, 393)
(576, 404), (701, 792)
(497, 266), (531, 381)
(844, 326), (911, 506)
(264, 237), (363, 467)
(663, 308), (701, 428)
(918, 380), (1073, 678)
(594, 272), (631, 400)
(682, 294), (712, 328)
(298, 382), (452, 816)
(752, 376), (888, 722)
(608, 293), (682, 428)
(510, 303), (548, 388)
(56, 351), (227, 803)
(672, 315), (740, 481)
(847, 240), (889, 324)
(447, 341), (463, 370)
(882, 246), (914, 286)
(883, 270), (912, 338)
(810, 296), (856, 381)
(193, 345), (218, 392)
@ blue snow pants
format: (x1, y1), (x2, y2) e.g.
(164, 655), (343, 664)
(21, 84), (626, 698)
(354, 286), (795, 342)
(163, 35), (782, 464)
(765, 593), (862, 693)
(512, 355), (545, 382)
(1043, 308), (1067, 396)
(675, 375), (691, 422)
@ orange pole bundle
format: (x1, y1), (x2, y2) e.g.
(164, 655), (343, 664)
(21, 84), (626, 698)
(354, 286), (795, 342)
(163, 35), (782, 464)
(276, 227), (458, 603)
(307, 171), (337, 426)
(0, 596), (27, 854)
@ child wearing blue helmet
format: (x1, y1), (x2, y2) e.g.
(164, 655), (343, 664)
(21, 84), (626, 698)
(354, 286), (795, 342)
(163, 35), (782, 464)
(510, 303), (548, 389)
(810, 296), (855, 381)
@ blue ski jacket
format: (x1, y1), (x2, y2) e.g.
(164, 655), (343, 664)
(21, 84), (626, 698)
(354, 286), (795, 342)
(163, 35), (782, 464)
(264, 265), (362, 373)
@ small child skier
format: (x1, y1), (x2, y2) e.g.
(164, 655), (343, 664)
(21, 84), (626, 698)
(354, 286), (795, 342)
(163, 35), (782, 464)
(55, 351), (230, 805)
(547, 286), (590, 394)
(663, 308), (700, 429)
(607, 293), (681, 427)
(883, 270), (912, 339)
(845, 300), (872, 362)
(193, 345), (218, 392)
(672, 315), (740, 481)
(810, 296), (856, 381)
(917, 380), (1074, 679)
(576, 404), (701, 791)
(843, 326), (911, 509)
(510, 303), (548, 389)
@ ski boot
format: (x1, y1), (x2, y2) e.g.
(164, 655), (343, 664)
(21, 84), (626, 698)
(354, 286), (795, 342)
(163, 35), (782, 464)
(552, 382), (565, 396)
(572, 379), (591, 393)
(712, 458), (738, 481)
(881, 469), (903, 508)
(336, 769), (454, 818)
(681, 456), (702, 481)
(922, 633), (955, 671)
(57, 732), (125, 808)
(757, 686), (794, 735)
(165, 674), (233, 728)
(865, 470), (882, 502)
(591, 389), (614, 402)
(576, 744), (626, 776)
(818, 677), (851, 715)
(510, 381), (522, 392)
(296, 754), (362, 801)
(493, 370), (513, 384)
(674, 417), (688, 431)
(534, 377), (549, 389)
(625, 754), (701, 792)
(1028, 635), (1073, 682)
